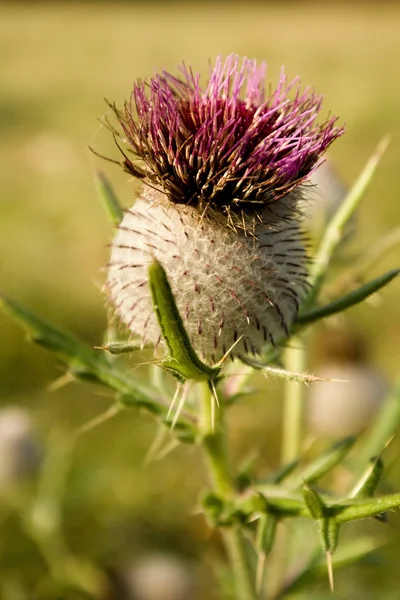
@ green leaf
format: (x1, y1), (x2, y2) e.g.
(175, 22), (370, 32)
(320, 517), (339, 554)
(255, 513), (278, 593)
(302, 485), (339, 590)
(99, 340), (147, 354)
(148, 260), (220, 382)
(307, 136), (390, 301)
(297, 268), (400, 326)
(95, 170), (123, 225)
(290, 437), (356, 487)
(238, 346), (283, 369)
(264, 458), (300, 485)
(249, 486), (307, 517)
(256, 513), (278, 555)
(351, 457), (384, 499)
(355, 380), (400, 468)
(201, 492), (225, 527)
(303, 483), (326, 520)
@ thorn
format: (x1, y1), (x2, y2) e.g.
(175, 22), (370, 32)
(383, 435), (395, 453)
(153, 439), (180, 461)
(167, 383), (182, 421)
(326, 551), (334, 592)
(210, 380), (220, 433)
(171, 384), (190, 430)
(47, 372), (74, 392)
(210, 379), (220, 407)
(256, 552), (266, 594)
(142, 425), (168, 467)
(215, 335), (244, 367)
(76, 404), (122, 436)
(376, 134), (391, 156)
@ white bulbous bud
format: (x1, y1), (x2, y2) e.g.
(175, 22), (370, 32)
(108, 188), (308, 363)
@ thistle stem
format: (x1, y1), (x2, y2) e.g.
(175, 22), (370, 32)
(273, 337), (307, 597)
(200, 382), (258, 600)
(281, 337), (307, 464)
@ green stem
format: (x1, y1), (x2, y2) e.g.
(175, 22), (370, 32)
(273, 338), (307, 598)
(281, 338), (307, 464)
(200, 383), (258, 600)
(335, 493), (400, 523)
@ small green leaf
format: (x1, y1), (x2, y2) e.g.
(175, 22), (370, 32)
(201, 493), (242, 527)
(303, 483), (326, 520)
(319, 518), (339, 590)
(320, 517), (339, 554)
(148, 260), (220, 381)
(255, 514), (278, 593)
(238, 347), (283, 369)
(201, 492), (225, 527)
(297, 268), (400, 326)
(235, 452), (258, 491)
(351, 457), (384, 499)
(264, 458), (300, 484)
(256, 513), (278, 555)
(99, 340), (147, 354)
(251, 486), (307, 517)
(96, 170), (123, 225)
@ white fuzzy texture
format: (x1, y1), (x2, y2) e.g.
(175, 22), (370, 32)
(108, 188), (308, 363)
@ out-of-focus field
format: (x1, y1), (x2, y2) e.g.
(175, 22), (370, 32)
(1, 2), (400, 599)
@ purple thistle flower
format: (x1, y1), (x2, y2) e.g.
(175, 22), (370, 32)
(112, 54), (344, 223)
(107, 56), (344, 363)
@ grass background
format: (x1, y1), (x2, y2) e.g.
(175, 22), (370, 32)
(1, 2), (400, 599)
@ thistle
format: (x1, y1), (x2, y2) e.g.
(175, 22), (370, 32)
(107, 55), (344, 363)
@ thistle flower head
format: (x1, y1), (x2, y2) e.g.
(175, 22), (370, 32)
(112, 54), (343, 224)
(107, 56), (344, 363)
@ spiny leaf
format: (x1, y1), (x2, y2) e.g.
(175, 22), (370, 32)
(351, 457), (384, 499)
(290, 437), (356, 487)
(356, 380), (400, 468)
(256, 514), (278, 592)
(0, 294), (196, 442)
(98, 340), (147, 354)
(264, 458), (300, 485)
(298, 268), (400, 326)
(307, 136), (390, 300)
(303, 483), (326, 520)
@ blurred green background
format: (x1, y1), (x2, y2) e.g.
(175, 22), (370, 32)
(1, 2), (400, 599)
